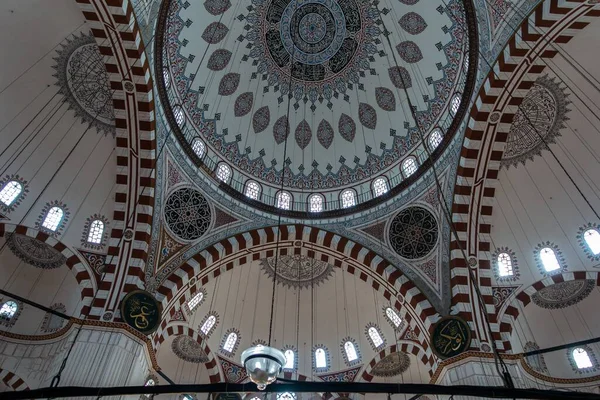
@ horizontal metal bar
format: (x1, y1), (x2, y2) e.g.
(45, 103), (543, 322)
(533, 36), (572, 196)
(0, 289), (71, 320)
(1, 381), (599, 400)
(523, 336), (600, 357)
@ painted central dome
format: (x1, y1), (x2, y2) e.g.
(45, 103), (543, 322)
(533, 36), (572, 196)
(159, 0), (474, 212)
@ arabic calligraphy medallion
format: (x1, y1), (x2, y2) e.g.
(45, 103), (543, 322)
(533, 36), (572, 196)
(120, 290), (162, 335)
(431, 316), (471, 359)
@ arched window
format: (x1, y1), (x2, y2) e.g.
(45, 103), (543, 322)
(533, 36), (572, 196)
(216, 163), (232, 183)
(191, 138), (206, 158)
(497, 252), (513, 277)
(340, 189), (357, 208)
(277, 393), (296, 400)
(308, 194), (324, 212)
(315, 347), (327, 369)
(584, 229), (600, 255)
(0, 181), (22, 206)
(87, 219), (104, 244)
(200, 313), (217, 336)
(428, 129), (443, 150)
(0, 301), (18, 322)
(540, 247), (561, 272)
(367, 326), (385, 349)
(173, 105), (185, 128)
(283, 349), (295, 370)
(145, 378), (156, 387)
(42, 207), (64, 231)
(344, 340), (358, 362)
(450, 93), (461, 116)
(187, 290), (204, 312)
(41, 303), (66, 333)
(163, 68), (171, 89)
(573, 348), (593, 369)
(372, 177), (389, 197)
(384, 307), (402, 329)
(245, 181), (261, 200)
(276, 191), (292, 210)
(222, 331), (238, 353)
(401, 157), (418, 178)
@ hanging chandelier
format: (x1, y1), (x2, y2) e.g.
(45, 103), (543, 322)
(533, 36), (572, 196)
(241, 344), (287, 390)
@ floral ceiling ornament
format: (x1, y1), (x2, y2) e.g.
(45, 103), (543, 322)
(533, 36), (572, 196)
(259, 254), (334, 289)
(389, 206), (438, 259)
(52, 32), (115, 136)
(371, 352), (411, 377)
(163, 188), (212, 241)
(502, 75), (570, 168)
(531, 279), (595, 310)
(172, 335), (210, 363)
(6, 233), (67, 269)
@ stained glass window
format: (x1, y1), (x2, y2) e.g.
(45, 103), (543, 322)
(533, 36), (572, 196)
(573, 348), (593, 369)
(216, 163), (232, 183)
(368, 326), (384, 348)
(584, 229), (600, 255)
(192, 138), (206, 158)
(308, 194), (324, 212)
(401, 157), (418, 178)
(174, 105), (185, 128)
(429, 129), (443, 150)
(0, 301), (18, 321)
(344, 341), (358, 362)
(276, 191), (292, 210)
(187, 292), (204, 312)
(315, 348), (327, 369)
(87, 220), (104, 244)
(340, 189), (356, 208)
(540, 247), (560, 272)
(497, 252), (513, 277)
(200, 314), (217, 335)
(284, 349), (295, 370)
(385, 307), (402, 328)
(222, 332), (238, 353)
(0, 181), (22, 206)
(245, 181), (261, 200)
(450, 93), (461, 116)
(372, 177), (388, 197)
(42, 207), (64, 231)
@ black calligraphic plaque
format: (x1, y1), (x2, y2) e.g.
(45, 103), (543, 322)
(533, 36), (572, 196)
(120, 290), (161, 335)
(431, 316), (471, 359)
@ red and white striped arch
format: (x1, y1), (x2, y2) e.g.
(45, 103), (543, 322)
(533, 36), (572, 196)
(0, 368), (30, 392)
(498, 271), (600, 350)
(0, 223), (96, 316)
(153, 322), (223, 382)
(155, 224), (440, 369)
(73, 0), (157, 319)
(450, 0), (600, 351)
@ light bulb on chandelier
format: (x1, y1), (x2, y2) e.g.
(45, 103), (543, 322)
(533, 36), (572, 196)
(241, 345), (287, 390)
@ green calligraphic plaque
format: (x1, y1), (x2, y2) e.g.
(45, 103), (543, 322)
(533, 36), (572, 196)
(120, 290), (162, 335)
(431, 316), (471, 359)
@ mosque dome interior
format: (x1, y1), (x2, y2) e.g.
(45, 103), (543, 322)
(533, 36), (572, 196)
(1, 0), (600, 399)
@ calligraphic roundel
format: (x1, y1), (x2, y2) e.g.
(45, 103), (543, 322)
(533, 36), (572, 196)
(430, 315), (471, 359)
(120, 290), (162, 335)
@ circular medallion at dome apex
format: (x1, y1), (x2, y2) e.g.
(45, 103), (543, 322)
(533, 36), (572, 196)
(6, 233), (67, 269)
(172, 335), (210, 363)
(159, 0), (475, 211)
(163, 188), (212, 241)
(389, 206), (438, 259)
(259, 254), (334, 288)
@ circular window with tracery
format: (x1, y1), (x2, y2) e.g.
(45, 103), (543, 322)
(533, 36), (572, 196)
(389, 206), (438, 259)
(164, 188), (212, 241)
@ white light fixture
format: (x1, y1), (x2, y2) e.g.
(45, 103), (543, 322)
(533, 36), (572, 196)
(241, 345), (286, 390)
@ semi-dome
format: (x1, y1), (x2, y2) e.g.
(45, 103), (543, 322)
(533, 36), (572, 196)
(156, 0), (476, 215)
